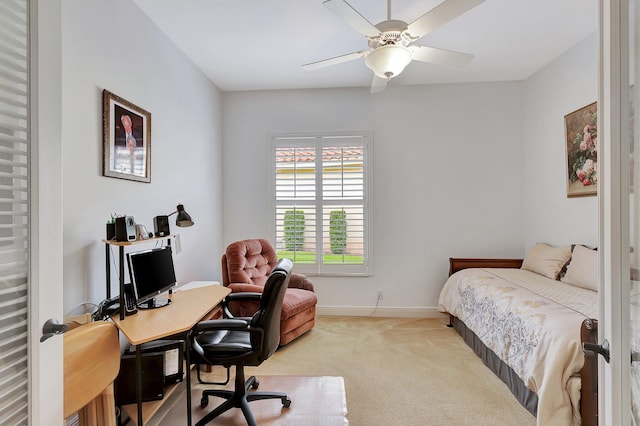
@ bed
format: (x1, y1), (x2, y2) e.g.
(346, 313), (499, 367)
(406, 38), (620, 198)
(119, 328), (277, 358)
(438, 243), (599, 426)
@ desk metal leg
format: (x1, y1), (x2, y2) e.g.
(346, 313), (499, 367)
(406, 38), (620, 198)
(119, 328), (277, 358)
(136, 345), (143, 425)
(119, 246), (125, 320)
(105, 243), (111, 298)
(185, 330), (192, 426)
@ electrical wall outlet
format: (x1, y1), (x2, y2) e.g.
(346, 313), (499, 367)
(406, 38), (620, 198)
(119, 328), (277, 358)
(377, 290), (383, 301)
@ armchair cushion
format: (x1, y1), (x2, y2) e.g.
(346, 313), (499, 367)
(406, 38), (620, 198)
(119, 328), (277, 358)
(289, 273), (314, 292)
(281, 288), (318, 320)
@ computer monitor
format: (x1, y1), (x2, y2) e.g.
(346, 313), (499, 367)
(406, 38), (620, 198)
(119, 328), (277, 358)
(126, 246), (177, 309)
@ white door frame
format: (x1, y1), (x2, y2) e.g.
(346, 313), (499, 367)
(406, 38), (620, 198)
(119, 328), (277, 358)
(599, 0), (632, 424)
(29, 0), (64, 424)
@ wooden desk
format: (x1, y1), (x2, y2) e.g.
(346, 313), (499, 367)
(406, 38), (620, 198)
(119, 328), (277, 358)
(111, 285), (230, 425)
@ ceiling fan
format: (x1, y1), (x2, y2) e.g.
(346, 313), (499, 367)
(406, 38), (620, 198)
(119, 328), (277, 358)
(303, 0), (485, 93)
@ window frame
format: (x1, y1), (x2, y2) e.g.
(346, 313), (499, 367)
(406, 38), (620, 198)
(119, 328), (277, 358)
(269, 132), (372, 276)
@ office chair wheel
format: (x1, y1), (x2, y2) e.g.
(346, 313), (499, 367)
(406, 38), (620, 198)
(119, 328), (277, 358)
(200, 396), (209, 408)
(251, 379), (260, 389)
(282, 397), (292, 408)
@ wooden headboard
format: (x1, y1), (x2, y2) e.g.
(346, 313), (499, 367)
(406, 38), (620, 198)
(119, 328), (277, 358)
(448, 257), (524, 276)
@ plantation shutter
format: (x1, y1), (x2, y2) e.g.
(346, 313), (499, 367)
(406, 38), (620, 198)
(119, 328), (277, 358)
(274, 144), (317, 263)
(0, 0), (30, 424)
(321, 144), (365, 265)
(273, 134), (369, 275)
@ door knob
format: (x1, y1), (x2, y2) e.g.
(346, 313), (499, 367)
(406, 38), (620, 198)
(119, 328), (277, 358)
(583, 339), (610, 363)
(40, 318), (68, 343)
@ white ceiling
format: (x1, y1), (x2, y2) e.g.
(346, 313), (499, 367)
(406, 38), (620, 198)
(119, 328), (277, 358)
(132, 0), (598, 92)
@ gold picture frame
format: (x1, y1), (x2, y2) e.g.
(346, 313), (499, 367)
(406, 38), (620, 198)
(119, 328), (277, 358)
(565, 102), (597, 197)
(102, 89), (151, 183)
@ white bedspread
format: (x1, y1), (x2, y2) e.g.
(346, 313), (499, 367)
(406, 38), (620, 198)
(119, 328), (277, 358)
(438, 268), (598, 426)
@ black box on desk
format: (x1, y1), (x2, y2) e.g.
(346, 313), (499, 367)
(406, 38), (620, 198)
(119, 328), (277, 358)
(124, 340), (184, 385)
(114, 352), (165, 406)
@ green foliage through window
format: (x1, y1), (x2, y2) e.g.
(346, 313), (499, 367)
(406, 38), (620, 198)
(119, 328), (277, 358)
(329, 210), (347, 254)
(283, 209), (305, 250)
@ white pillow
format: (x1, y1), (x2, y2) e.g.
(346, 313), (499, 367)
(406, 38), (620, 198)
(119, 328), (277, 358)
(521, 242), (572, 280)
(561, 245), (598, 291)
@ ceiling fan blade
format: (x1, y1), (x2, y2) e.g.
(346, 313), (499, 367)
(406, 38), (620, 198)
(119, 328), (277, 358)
(370, 74), (387, 94)
(409, 45), (473, 67)
(323, 0), (380, 38)
(405, 0), (485, 40)
(302, 50), (369, 70)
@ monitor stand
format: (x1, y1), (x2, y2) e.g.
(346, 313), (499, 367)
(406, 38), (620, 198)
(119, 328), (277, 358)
(137, 297), (171, 309)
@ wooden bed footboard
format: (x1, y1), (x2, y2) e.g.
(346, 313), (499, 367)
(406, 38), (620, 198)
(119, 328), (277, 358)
(447, 258), (598, 425)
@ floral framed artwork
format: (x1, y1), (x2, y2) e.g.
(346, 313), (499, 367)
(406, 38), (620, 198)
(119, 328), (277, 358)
(102, 89), (151, 183)
(565, 102), (597, 197)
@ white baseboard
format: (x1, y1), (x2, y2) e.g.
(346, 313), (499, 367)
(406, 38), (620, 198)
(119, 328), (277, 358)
(316, 306), (447, 318)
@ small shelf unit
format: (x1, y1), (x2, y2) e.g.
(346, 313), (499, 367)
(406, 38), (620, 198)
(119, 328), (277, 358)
(103, 235), (175, 320)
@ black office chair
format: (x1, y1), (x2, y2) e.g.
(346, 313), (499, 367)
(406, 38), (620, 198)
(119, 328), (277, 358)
(186, 258), (293, 426)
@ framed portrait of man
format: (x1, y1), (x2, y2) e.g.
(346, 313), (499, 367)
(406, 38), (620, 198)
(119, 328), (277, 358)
(102, 89), (151, 183)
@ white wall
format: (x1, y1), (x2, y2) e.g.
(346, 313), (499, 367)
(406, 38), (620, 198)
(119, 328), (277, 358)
(222, 83), (525, 315)
(61, 0), (224, 313)
(57, 2), (597, 315)
(523, 32), (599, 250)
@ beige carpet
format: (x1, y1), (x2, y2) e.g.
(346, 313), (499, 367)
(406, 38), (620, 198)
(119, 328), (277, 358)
(149, 316), (536, 425)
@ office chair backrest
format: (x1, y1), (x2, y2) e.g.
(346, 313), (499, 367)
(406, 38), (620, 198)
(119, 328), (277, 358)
(251, 258), (292, 358)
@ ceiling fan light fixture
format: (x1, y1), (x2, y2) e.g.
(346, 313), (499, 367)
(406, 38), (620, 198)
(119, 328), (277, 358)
(365, 45), (412, 80)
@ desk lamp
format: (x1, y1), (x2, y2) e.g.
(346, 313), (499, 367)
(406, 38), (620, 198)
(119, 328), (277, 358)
(153, 204), (194, 237)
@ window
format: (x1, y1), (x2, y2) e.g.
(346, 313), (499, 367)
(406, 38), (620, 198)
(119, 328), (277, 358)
(271, 133), (370, 276)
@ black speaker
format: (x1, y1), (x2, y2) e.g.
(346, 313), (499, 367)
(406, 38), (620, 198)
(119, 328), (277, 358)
(153, 215), (170, 237)
(114, 352), (165, 405)
(115, 216), (137, 242)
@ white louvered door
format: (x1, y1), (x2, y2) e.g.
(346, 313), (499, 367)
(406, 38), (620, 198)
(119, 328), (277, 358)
(0, 0), (64, 423)
(0, 0), (30, 423)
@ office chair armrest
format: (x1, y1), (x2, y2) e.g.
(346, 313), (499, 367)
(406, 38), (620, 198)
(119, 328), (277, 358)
(222, 292), (262, 318)
(288, 273), (314, 292)
(192, 318), (249, 334)
(225, 292), (262, 302)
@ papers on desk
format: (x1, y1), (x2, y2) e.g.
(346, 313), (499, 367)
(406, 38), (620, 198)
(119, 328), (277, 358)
(175, 281), (220, 291)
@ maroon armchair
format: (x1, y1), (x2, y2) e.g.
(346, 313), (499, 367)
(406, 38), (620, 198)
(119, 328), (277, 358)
(221, 239), (317, 346)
